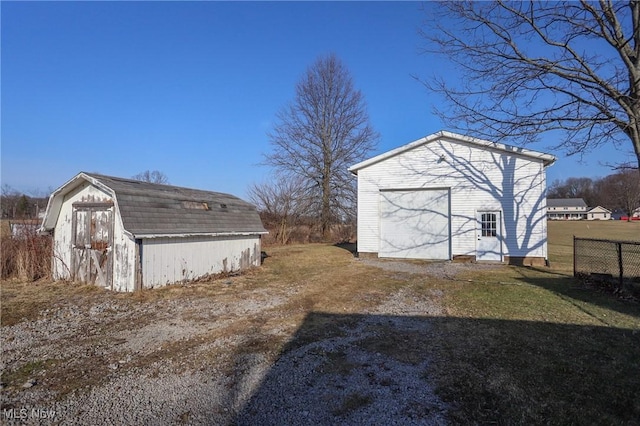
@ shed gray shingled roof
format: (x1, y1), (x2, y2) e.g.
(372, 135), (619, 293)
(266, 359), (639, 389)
(84, 173), (266, 237)
(546, 198), (587, 208)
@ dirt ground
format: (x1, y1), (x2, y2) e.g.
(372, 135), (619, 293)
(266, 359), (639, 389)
(1, 244), (467, 425)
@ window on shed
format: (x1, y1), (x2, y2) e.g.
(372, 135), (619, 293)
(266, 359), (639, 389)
(481, 213), (497, 237)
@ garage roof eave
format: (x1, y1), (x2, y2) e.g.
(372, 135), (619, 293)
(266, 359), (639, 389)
(348, 130), (557, 172)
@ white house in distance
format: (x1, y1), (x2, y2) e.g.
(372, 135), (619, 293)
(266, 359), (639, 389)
(39, 172), (267, 292)
(546, 198), (612, 220)
(587, 206), (611, 220)
(348, 131), (556, 266)
(546, 198), (588, 220)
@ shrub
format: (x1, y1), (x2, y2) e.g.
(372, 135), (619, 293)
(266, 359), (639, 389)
(1, 223), (52, 281)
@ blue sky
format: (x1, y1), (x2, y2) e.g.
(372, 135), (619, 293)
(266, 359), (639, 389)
(1, 1), (633, 198)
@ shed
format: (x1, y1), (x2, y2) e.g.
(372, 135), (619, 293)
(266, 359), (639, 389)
(348, 131), (556, 265)
(587, 206), (611, 220)
(40, 172), (267, 291)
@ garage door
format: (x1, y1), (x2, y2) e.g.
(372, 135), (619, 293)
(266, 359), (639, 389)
(379, 189), (450, 260)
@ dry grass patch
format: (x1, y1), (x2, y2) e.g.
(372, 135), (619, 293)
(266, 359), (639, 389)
(1, 359), (57, 388)
(0, 280), (106, 326)
(263, 244), (410, 313)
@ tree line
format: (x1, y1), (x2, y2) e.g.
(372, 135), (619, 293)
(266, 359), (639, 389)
(547, 169), (640, 217)
(0, 185), (49, 219)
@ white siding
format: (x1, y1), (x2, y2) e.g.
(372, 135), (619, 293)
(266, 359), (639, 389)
(140, 235), (261, 288)
(356, 136), (548, 259)
(111, 228), (137, 292)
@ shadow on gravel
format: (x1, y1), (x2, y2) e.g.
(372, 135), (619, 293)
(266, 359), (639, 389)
(234, 312), (640, 425)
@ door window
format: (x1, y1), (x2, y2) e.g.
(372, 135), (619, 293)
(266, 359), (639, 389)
(481, 213), (497, 237)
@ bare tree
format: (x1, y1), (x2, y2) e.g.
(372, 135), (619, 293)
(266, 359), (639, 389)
(132, 170), (169, 184)
(1, 184), (20, 218)
(248, 176), (310, 245)
(422, 1), (640, 170)
(598, 169), (640, 220)
(547, 177), (596, 206)
(265, 53), (378, 240)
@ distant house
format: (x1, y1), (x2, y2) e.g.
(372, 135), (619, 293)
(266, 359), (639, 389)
(10, 220), (40, 238)
(349, 131), (556, 266)
(586, 206), (611, 220)
(39, 172), (267, 292)
(546, 198), (588, 220)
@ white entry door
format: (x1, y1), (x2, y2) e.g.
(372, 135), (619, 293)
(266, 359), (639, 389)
(476, 211), (502, 261)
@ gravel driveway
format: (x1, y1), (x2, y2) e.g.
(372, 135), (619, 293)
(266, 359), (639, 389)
(0, 256), (473, 425)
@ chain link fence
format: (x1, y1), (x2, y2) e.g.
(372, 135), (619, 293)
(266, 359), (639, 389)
(574, 237), (640, 297)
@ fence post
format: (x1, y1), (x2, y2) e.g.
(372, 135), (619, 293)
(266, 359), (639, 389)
(573, 236), (576, 278)
(617, 242), (624, 291)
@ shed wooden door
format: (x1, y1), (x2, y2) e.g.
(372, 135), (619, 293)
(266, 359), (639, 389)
(71, 203), (114, 289)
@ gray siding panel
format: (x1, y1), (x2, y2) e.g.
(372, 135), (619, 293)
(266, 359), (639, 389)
(141, 235), (261, 288)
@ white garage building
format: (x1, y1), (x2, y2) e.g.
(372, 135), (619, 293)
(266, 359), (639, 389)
(349, 131), (556, 265)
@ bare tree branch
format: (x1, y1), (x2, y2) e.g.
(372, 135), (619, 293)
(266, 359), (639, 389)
(597, 168), (640, 218)
(248, 176), (311, 245)
(421, 1), (640, 169)
(132, 170), (169, 184)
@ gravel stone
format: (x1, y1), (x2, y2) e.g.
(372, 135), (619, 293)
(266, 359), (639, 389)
(1, 257), (455, 425)
(358, 258), (498, 279)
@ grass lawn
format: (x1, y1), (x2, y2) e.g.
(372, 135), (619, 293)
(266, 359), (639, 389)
(547, 219), (640, 270)
(1, 221), (639, 424)
(429, 220), (640, 424)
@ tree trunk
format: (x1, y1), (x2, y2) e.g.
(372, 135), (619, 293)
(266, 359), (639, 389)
(321, 173), (331, 240)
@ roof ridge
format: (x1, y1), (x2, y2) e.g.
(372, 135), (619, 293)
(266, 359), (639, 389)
(82, 172), (236, 199)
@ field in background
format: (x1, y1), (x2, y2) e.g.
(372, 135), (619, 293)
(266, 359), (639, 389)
(547, 220), (640, 270)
